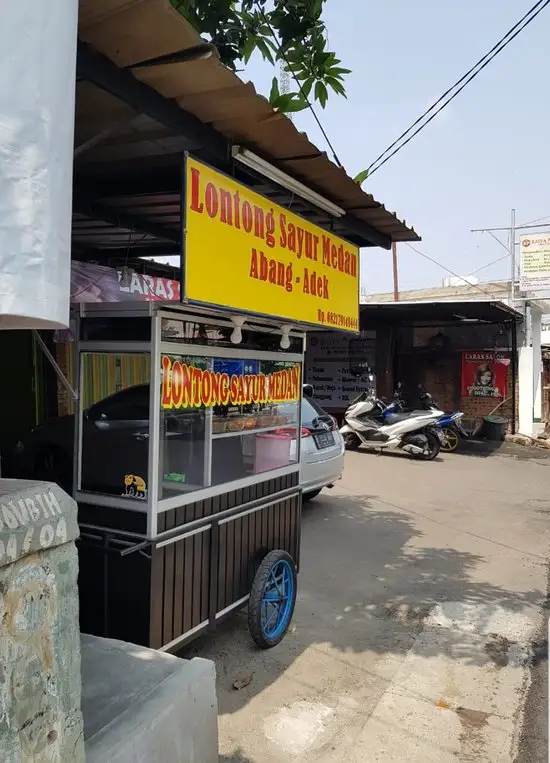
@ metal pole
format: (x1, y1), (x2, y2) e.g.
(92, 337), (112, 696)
(511, 318), (518, 434)
(509, 208), (516, 304)
(32, 330), (78, 401)
(392, 241), (399, 301)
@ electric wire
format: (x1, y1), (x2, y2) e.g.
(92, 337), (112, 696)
(470, 253), (510, 276)
(519, 214), (550, 226)
(404, 243), (501, 300)
(367, 0), (550, 176)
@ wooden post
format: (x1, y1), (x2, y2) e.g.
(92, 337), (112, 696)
(392, 241), (399, 301)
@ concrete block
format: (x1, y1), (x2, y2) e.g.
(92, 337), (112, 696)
(0, 479), (84, 762)
(81, 634), (219, 763)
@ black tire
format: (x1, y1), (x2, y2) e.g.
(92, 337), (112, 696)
(33, 446), (73, 493)
(415, 430), (440, 461)
(343, 432), (361, 450)
(248, 549), (297, 649)
(303, 489), (322, 502)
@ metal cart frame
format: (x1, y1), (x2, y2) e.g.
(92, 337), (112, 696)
(74, 302), (304, 652)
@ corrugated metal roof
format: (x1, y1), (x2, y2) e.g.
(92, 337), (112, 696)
(76, 0), (419, 246)
(362, 281), (511, 303)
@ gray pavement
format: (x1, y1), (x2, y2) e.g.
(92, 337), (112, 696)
(186, 442), (550, 762)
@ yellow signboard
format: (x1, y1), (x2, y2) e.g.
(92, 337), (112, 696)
(184, 156), (359, 331)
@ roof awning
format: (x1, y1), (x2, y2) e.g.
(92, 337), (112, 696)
(360, 300), (523, 326)
(74, 0), (419, 260)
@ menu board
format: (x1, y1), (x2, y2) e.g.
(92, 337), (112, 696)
(304, 331), (376, 409)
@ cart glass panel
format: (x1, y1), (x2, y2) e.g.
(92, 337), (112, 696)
(159, 353), (301, 499)
(79, 352), (151, 499)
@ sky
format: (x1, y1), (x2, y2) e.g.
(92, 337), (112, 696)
(242, 0), (550, 295)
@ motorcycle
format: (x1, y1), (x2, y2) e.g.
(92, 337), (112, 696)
(434, 411), (468, 452)
(383, 386), (467, 453)
(339, 387), (444, 460)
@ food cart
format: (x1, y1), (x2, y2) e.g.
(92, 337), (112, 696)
(75, 155), (359, 652)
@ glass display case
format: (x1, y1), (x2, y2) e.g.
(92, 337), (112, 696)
(74, 304), (304, 652)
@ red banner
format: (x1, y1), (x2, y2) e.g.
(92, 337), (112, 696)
(461, 352), (510, 398)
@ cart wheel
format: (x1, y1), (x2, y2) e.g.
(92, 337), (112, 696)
(248, 550), (297, 649)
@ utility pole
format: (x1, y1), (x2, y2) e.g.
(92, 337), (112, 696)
(392, 241), (399, 301)
(471, 212), (550, 303)
(509, 208), (516, 304)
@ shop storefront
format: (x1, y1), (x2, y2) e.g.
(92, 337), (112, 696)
(66, 156), (360, 651)
(354, 301), (522, 434)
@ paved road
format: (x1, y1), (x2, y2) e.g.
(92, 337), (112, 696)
(187, 442), (550, 762)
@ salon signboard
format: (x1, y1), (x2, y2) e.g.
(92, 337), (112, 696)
(461, 352), (509, 398)
(183, 156), (360, 332)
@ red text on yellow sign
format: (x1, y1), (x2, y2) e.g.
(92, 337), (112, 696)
(161, 356), (301, 409)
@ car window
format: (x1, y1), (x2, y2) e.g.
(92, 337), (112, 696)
(89, 385), (150, 421)
(300, 397), (331, 427)
(278, 397), (331, 428)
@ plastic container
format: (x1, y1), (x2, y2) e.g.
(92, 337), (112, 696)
(254, 433), (291, 473)
(482, 415), (507, 441)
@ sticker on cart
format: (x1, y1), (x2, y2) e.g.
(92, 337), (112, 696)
(123, 474), (147, 499)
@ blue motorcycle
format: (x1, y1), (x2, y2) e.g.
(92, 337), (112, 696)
(381, 386), (467, 453)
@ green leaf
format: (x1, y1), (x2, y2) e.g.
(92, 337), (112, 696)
(256, 38), (275, 64)
(272, 93), (307, 112)
(311, 0), (323, 17)
(327, 67), (352, 77)
(269, 77), (280, 103)
(282, 98), (309, 113)
(284, 49), (304, 64)
(354, 169), (370, 186)
(325, 76), (346, 97)
(314, 80), (328, 108)
(299, 77), (314, 100)
(242, 35), (256, 63)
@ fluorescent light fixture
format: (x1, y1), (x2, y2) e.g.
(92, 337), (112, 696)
(232, 146), (345, 218)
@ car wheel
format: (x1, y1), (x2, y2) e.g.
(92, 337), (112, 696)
(303, 489), (322, 502)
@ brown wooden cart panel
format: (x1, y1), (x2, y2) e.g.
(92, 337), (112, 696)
(157, 471), (299, 533)
(77, 477), (301, 652)
(149, 490), (301, 651)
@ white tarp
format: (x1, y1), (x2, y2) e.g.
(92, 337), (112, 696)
(0, 0), (78, 329)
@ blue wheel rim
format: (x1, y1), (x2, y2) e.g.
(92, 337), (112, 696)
(260, 559), (294, 640)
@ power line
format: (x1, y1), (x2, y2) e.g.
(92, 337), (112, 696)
(519, 213), (550, 226)
(404, 243), (501, 300)
(367, 0), (550, 176)
(254, 1), (344, 168)
(470, 253), (510, 275)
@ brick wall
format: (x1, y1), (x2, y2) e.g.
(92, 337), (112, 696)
(460, 358), (517, 433)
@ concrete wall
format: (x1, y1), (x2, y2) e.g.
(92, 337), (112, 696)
(0, 479), (84, 762)
(82, 635), (219, 763)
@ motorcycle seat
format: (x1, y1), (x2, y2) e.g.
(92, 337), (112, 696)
(385, 412), (413, 424)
